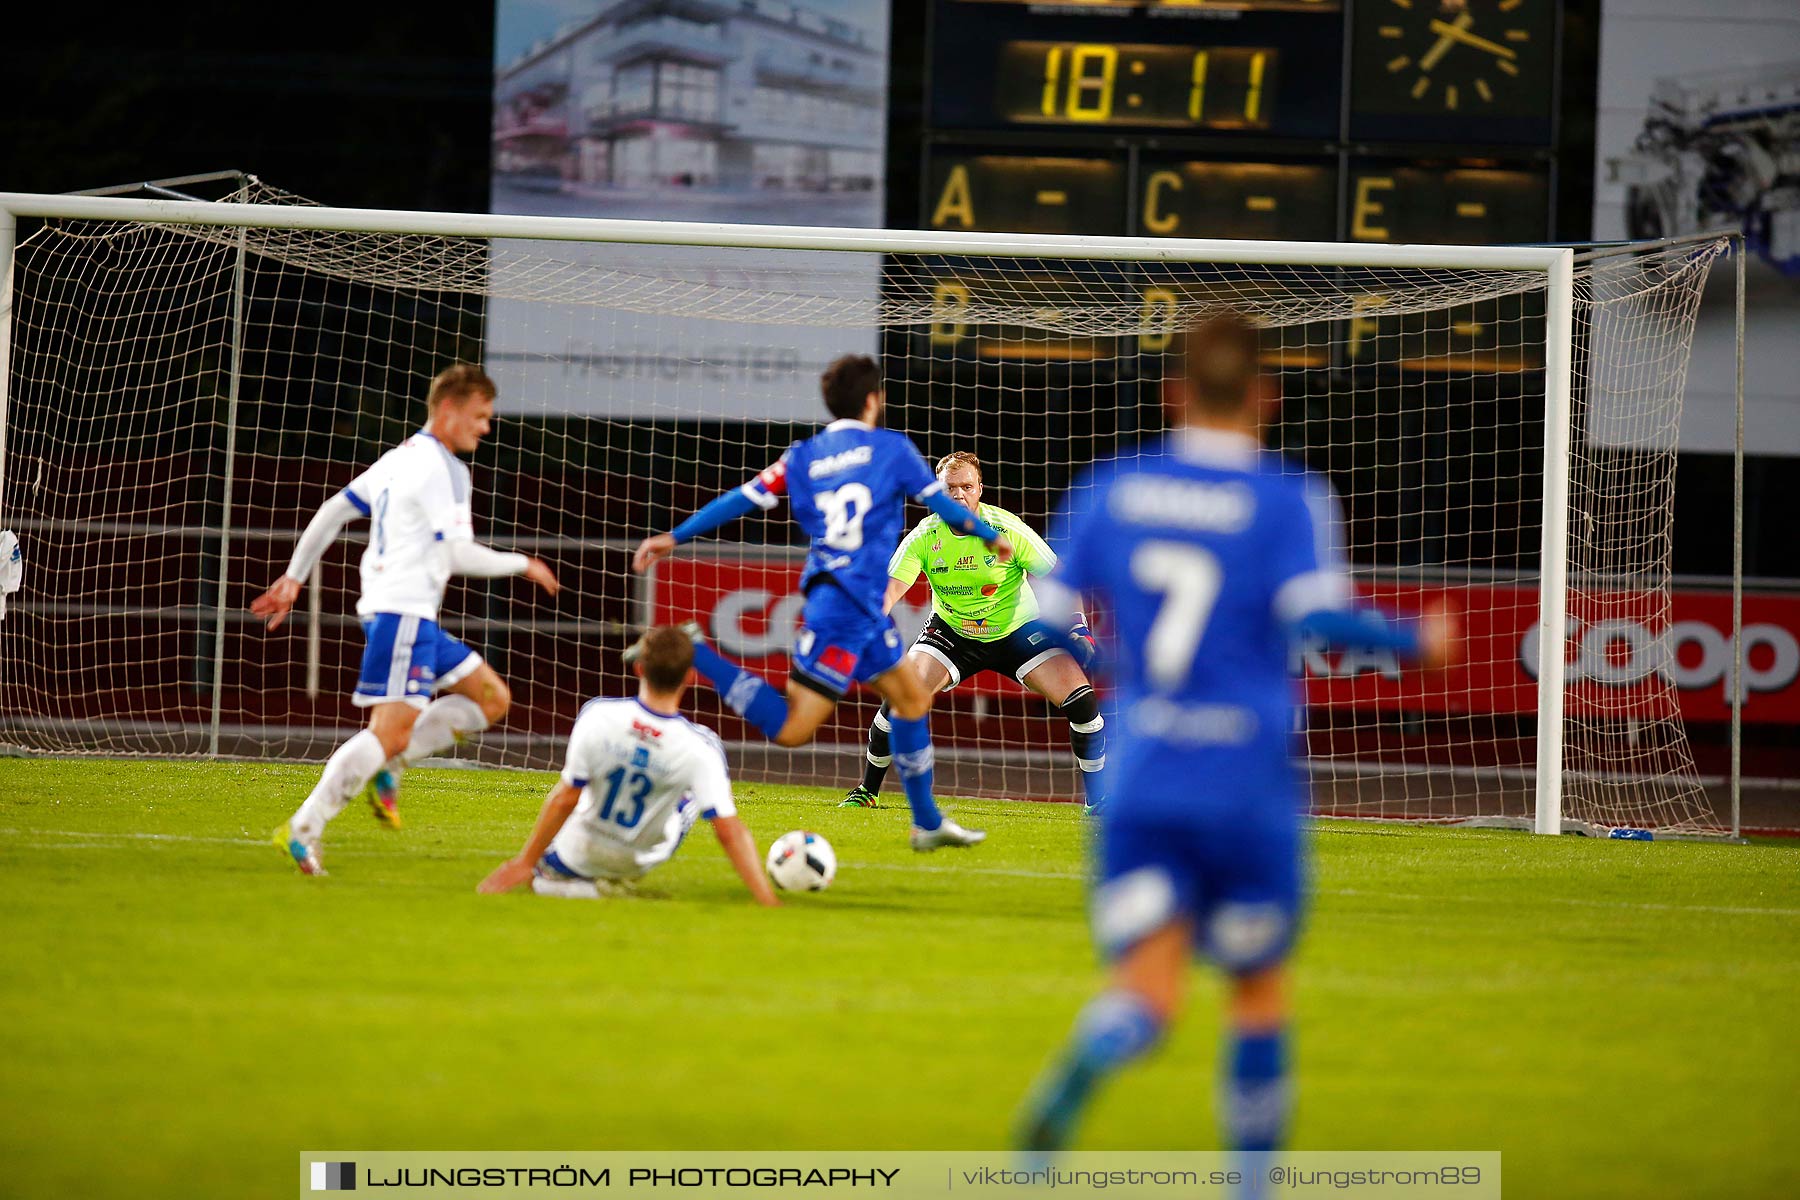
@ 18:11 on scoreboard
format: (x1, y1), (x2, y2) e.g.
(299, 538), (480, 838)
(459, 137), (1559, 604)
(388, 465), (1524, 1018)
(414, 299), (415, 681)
(1005, 41), (1280, 130)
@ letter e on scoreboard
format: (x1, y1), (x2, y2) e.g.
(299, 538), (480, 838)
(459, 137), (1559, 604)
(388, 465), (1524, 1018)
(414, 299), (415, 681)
(1351, 176), (1395, 241)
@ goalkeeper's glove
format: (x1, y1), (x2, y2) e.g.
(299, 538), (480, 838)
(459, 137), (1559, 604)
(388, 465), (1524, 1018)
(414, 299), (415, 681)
(1067, 611), (1098, 671)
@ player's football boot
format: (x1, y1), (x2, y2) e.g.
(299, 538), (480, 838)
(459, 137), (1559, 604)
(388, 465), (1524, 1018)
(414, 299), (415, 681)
(1014, 1061), (1091, 1157)
(364, 768), (402, 829)
(909, 817), (987, 851)
(623, 619), (707, 667)
(1083, 795), (1107, 817)
(271, 821), (326, 876)
(839, 785), (882, 809)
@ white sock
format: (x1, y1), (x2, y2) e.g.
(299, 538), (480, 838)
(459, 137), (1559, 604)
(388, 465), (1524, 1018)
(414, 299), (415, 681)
(400, 695), (489, 767)
(291, 730), (387, 842)
(531, 876), (603, 900)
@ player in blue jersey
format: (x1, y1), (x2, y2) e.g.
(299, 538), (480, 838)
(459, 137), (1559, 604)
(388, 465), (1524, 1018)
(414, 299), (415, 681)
(631, 354), (1011, 851)
(1015, 316), (1458, 1165)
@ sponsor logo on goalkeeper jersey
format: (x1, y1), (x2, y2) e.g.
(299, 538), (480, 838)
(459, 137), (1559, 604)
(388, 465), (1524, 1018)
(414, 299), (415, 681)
(954, 555), (978, 570)
(807, 445), (873, 478)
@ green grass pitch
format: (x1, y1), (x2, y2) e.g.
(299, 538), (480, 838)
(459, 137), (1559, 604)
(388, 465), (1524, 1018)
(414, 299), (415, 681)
(2, 757), (1796, 1198)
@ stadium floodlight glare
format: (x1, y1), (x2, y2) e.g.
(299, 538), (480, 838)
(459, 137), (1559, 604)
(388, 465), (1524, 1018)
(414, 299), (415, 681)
(0, 186), (1729, 835)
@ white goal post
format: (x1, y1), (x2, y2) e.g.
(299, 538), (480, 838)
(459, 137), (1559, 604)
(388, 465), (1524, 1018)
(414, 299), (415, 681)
(0, 189), (1727, 836)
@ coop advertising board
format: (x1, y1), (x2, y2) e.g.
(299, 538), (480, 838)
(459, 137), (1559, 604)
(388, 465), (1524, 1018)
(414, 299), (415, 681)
(655, 554), (1800, 723)
(488, 0), (891, 418)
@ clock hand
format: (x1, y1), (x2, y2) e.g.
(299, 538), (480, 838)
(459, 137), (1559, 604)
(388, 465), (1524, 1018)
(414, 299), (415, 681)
(1418, 12), (1473, 72)
(1426, 18), (1519, 62)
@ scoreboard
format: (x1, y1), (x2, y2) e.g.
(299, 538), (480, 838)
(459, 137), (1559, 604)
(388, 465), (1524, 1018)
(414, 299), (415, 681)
(908, 0), (1566, 244)
(886, 1), (1580, 583)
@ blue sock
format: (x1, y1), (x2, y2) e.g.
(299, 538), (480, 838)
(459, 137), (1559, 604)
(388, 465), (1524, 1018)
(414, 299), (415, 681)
(885, 712), (943, 831)
(1078, 761), (1106, 809)
(1018, 990), (1163, 1153)
(689, 642), (787, 741)
(1224, 1028), (1289, 1153)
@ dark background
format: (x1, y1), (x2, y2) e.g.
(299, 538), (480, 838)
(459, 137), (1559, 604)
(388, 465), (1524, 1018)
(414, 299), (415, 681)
(0, 0), (1789, 581)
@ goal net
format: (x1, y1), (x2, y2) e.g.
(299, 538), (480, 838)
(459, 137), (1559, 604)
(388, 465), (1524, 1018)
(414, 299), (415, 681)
(0, 183), (1728, 834)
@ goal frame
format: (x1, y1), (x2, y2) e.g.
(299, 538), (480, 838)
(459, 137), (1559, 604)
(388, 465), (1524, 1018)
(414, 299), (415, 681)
(0, 191), (1577, 833)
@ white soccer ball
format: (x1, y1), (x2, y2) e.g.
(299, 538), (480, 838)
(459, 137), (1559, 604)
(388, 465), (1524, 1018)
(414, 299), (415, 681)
(765, 830), (837, 891)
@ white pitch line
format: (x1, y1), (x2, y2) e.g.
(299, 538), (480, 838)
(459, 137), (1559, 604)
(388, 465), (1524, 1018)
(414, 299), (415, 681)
(3, 828), (1797, 918)
(0, 827), (257, 846)
(843, 860), (1086, 881)
(841, 862), (1800, 917)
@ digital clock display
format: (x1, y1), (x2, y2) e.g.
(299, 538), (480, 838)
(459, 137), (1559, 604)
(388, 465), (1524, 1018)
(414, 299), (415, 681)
(928, 0), (1343, 138)
(997, 41), (1279, 131)
(955, 1), (1339, 15)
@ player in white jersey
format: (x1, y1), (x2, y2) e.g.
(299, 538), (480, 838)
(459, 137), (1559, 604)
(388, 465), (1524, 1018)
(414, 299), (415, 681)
(251, 364), (559, 875)
(478, 626), (779, 905)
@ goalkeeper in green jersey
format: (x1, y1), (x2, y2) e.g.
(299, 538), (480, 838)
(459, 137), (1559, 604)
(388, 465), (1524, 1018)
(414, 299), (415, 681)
(841, 451), (1106, 812)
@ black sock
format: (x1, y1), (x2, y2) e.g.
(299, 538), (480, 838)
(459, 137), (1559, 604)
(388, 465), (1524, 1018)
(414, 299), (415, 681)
(861, 705), (893, 793)
(1061, 685), (1106, 804)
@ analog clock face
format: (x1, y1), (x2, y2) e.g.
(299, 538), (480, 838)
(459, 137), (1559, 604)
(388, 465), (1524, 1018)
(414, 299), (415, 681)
(1350, 0), (1557, 138)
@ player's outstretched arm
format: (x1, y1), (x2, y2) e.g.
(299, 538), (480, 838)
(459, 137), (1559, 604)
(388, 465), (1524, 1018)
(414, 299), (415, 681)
(250, 491), (363, 630)
(634, 465), (787, 574)
(632, 532), (679, 574)
(710, 813), (780, 907)
(445, 541), (560, 597)
(1414, 598), (1462, 669)
(918, 488), (1011, 561)
(478, 780), (581, 894)
(1291, 599), (1462, 668)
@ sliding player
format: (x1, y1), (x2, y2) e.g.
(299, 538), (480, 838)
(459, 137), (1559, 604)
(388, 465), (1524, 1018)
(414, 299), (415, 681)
(251, 364), (559, 875)
(477, 626), (778, 906)
(841, 451), (1106, 813)
(631, 354), (1008, 851)
(1015, 315), (1458, 1163)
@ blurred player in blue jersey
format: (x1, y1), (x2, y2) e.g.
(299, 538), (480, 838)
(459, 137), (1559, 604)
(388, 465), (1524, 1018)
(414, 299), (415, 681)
(1015, 316), (1458, 1163)
(631, 354), (1011, 851)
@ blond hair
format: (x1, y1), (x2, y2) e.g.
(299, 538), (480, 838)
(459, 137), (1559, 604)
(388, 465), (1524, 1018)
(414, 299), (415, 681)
(426, 363), (497, 413)
(935, 450), (981, 479)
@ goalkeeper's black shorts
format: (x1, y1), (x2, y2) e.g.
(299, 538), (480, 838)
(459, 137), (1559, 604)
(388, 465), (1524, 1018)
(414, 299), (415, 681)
(909, 612), (1070, 689)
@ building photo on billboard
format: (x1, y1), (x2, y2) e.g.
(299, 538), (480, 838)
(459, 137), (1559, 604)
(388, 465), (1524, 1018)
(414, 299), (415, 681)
(492, 0), (888, 226)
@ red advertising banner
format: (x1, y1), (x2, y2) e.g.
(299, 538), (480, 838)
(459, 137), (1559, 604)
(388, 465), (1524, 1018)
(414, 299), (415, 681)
(1301, 582), (1800, 724)
(654, 556), (1800, 724)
